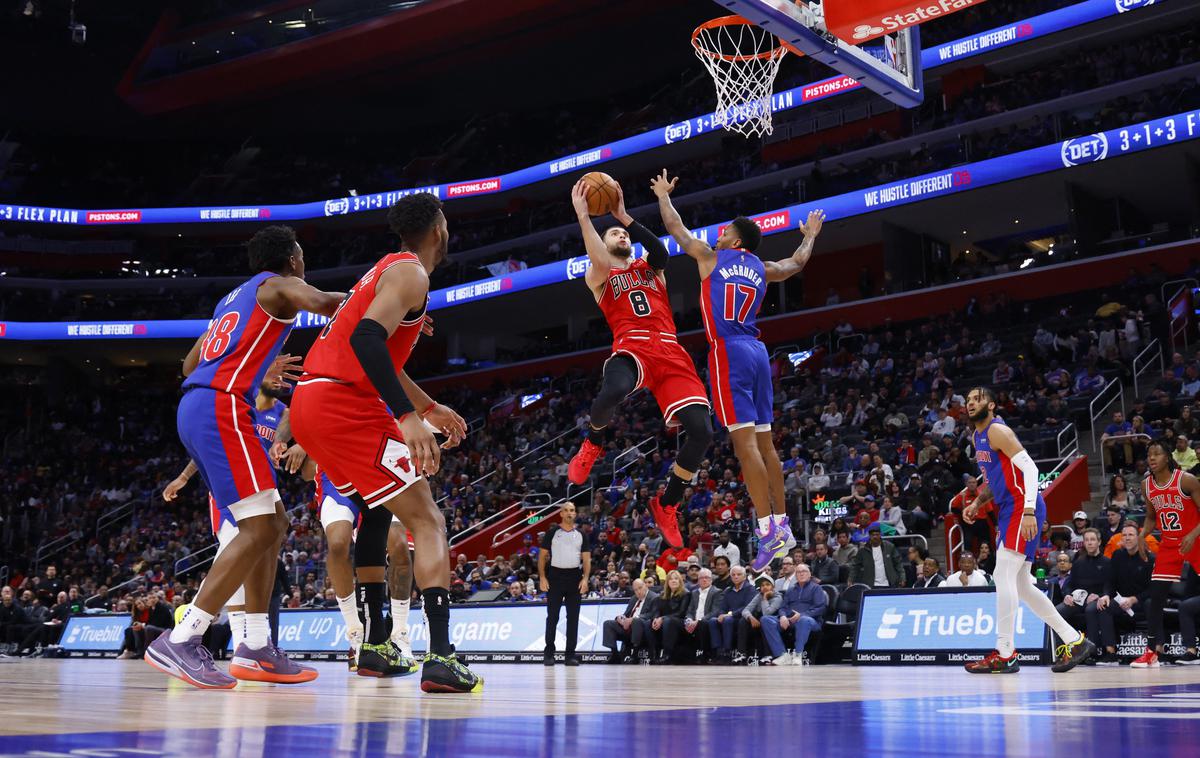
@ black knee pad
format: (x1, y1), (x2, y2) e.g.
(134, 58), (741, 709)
(674, 405), (713, 472)
(354, 502), (391, 568)
(592, 355), (639, 419)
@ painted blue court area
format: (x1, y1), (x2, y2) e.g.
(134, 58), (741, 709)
(4, 675), (1199, 758)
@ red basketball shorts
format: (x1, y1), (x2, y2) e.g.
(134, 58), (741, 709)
(291, 378), (423, 509)
(1152, 537), (1200, 582)
(611, 330), (709, 427)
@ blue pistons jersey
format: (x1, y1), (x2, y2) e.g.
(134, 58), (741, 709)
(701, 247), (766, 341)
(700, 247), (773, 430)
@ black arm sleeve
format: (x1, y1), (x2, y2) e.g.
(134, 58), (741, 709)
(349, 318), (416, 419)
(624, 219), (670, 271)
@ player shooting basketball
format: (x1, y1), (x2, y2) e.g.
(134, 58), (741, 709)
(566, 175), (713, 551)
(653, 168), (824, 571)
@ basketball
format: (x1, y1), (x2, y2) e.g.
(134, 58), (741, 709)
(581, 171), (619, 216)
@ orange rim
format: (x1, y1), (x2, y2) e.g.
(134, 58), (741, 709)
(691, 15), (787, 63)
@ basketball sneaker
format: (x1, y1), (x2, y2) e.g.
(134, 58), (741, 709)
(648, 495), (683, 548)
(1177, 650), (1200, 665)
(964, 650), (1020, 674)
(144, 633), (237, 689)
(1051, 634), (1097, 673)
(421, 652), (484, 693)
(229, 643), (319, 684)
(567, 439), (604, 485)
(1130, 649), (1160, 668)
(751, 518), (789, 572)
(393, 628), (414, 660)
(348, 628), (363, 672)
(357, 641), (418, 678)
(777, 516), (798, 550)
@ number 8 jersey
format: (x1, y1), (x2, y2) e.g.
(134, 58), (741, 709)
(184, 271), (295, 404)
(597, 257), (677, 338)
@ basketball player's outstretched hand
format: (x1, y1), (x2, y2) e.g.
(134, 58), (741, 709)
(269, 440), (288, 465)
(961, 503), (977, 524)
(421, 314), (435, 337)
(400, 413), (441, 475)
(650, 169), (678, 198)
(571, 179), (590, 216)
(267, 353), (303, 388)
(802, 209), (826, 238)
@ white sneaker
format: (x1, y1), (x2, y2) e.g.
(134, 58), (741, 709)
(773, 652), (793, 666)
(791, 651), (806, 666)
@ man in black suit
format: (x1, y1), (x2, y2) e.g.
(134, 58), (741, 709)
(681, 568), (723, 662)
(602, 578), (658, 663)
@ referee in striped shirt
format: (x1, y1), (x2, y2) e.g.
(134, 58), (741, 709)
(539, 502), (591, 666)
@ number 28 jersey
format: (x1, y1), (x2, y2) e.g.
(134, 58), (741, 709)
(597, 258), (677, 340)
(183, 271), (295, 404)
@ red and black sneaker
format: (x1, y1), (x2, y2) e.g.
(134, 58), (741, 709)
(965, 650), (1020, 674)
(568, 439), (604, 485)
(648, 495), (683, 549)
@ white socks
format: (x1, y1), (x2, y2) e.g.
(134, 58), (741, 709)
(994, 548), (1024, 657)
(245, 613), (270, 650)
(994, 547), (1083, 656)
(170, 605), (214, 643)
(229, 611), (247, 648)
(1015, 565), (1084, 645)
(337, 594), (363, 642)
(758, 514), (797, 549)
(391, 598), (411, 644)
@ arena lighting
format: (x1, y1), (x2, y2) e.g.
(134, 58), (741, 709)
(0, 0), (1164, 228)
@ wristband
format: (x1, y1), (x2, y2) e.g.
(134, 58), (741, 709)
(421, 402), (438, 417)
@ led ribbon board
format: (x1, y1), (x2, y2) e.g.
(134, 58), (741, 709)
(3, 108), (1196, 339)
(0, 0), (1162, 227)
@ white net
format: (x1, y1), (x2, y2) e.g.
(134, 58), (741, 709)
(692, 18), (787, 139)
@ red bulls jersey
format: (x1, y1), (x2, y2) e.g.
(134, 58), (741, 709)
(1145, 469), (1200, 543)
(597, 258), (677, 340)
(302, 252), (426, 395)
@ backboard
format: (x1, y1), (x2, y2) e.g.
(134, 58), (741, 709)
(707, 0), (924, 108)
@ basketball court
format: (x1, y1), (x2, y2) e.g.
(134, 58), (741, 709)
(2, 660), (1199, 756)
(4, 0), (1199, 756)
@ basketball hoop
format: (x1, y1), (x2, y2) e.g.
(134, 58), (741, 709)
(692, 15), (788, 139)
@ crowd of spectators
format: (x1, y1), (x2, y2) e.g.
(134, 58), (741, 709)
(4, 268), (1175, 660)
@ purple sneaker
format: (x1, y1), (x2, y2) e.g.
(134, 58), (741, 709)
(751, 518), (788, 572)
(777, 516), (797, 550)
(229, 643), (319, 684)
(145, 633), (237, 689)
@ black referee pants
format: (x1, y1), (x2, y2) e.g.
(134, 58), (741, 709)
(545, 566), (583, 656)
